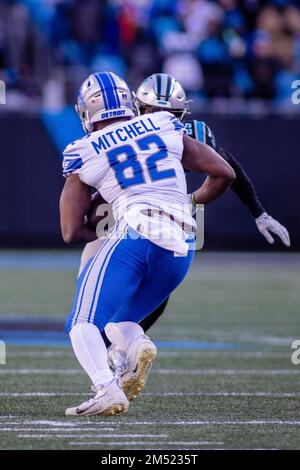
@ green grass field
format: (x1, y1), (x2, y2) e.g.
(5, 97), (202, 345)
(0, 250), (299, 450)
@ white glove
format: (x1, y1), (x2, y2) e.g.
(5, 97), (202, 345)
(255, 212), (290, 247)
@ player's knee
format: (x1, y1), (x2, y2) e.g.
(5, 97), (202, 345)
(65, 311), (93, 335)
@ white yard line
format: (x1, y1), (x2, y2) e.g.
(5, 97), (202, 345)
(0, 368), (299, 376)
(143, 392), (300, 398)
(0, 392), (86, 397)
(24, 420), (89, 426)
(158, 351), (290, 358)
(0, 369), (80, 374)
(61, 420), (300, 426)
(0, 391), (299, 398)
(154, 369), (300, 376)
(19, 434), (169, 439)
(8, 351), (72, 358)
(69, 441), (224, 447)
(6, 350), (292, 359)
(2, 420), (300, 428)
(0, 428), (116, 432)
(7, 350), (290, 359)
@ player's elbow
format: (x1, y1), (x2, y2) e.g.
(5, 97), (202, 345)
(222, 165), (236, 185)
(62, 230), (75, 244)
(61, 226), (78, 244)
(217, 160), (235, 186)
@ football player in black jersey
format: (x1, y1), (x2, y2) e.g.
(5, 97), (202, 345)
(129, 73), (290, 336)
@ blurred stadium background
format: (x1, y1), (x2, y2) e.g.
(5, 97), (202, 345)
(0, 0), (299, 450)
(0, 0), (299, 248)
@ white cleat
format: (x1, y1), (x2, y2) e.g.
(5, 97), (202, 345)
(108, 345), (128, 379)
(120, 335), (157, 401)
(65, 378), (129, 417)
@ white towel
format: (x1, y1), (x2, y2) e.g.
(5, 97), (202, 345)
(123, 205), (193, 256)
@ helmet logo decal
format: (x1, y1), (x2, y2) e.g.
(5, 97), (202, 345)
(155, 74), (173, 101)
(75, 71), (135, 132)
(156, 74), (162, 100)
(165, 75), (172, 98)
(95, 72), (121, 110)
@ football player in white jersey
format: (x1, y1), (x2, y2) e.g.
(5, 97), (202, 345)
(60, 71), (235, 417)
(79, 73), (290, 276)
(77, 73), (290, 380)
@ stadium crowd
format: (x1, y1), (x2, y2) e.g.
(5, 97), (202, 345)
(0, 0), (300, 109)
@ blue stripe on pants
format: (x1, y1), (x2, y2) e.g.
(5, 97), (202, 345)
(66, 222), (124, 333)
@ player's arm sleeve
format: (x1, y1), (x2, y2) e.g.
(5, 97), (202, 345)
(217, 146), (265, 218)
(62, 141), (84, 179)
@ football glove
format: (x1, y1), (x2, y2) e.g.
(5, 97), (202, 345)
(255, 212), (290, 247)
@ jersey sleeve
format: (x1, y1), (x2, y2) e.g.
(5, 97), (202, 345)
(169, 114), (186, 134)
(62, 139), (85, 178)
(158, 111), (186, 135)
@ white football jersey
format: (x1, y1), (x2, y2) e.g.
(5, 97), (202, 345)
(62, 111), (196, 250)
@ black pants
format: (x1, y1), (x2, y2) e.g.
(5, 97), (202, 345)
(139, 297), (169, 331)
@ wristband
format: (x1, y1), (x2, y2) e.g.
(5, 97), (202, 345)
(191, 192), (197, 207)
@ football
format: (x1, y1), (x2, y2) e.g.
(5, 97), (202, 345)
(85, 191), (108, 229)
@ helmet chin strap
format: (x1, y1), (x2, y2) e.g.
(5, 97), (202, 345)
(84, 109), (93, 134)
(132, 95), (140, 116)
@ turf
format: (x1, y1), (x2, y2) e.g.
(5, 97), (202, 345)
(0, 250), (299, 450)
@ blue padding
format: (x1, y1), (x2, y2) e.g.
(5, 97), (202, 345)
(41, 106), (84, 155)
